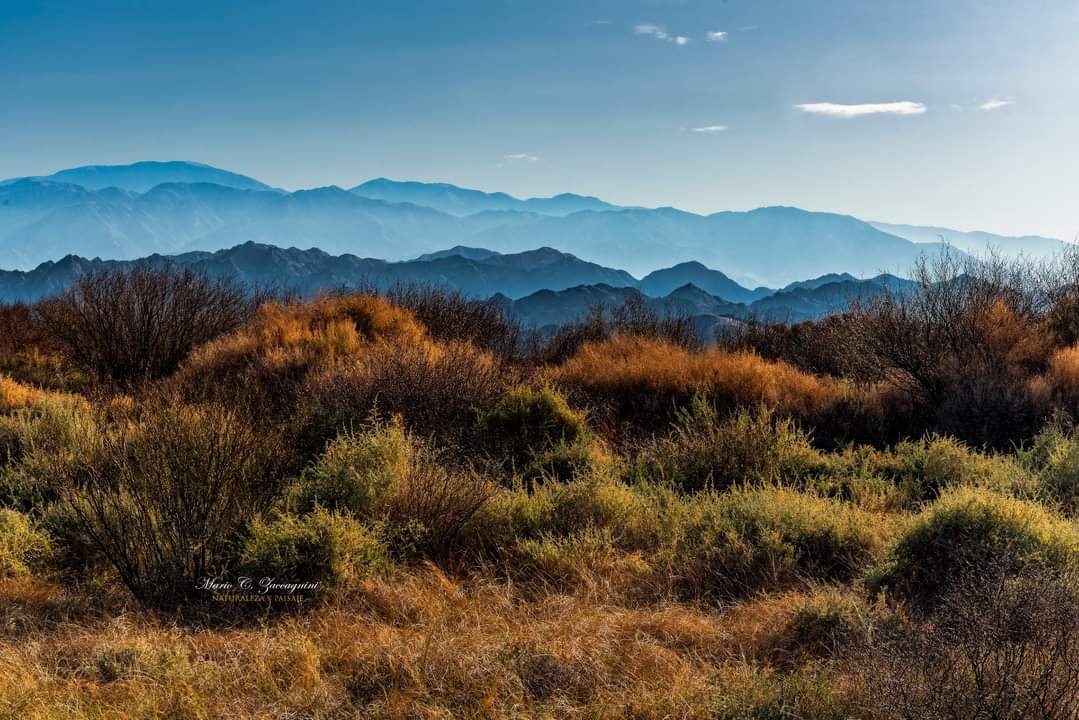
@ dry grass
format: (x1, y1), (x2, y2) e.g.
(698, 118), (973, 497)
(0, 569), (859, 719)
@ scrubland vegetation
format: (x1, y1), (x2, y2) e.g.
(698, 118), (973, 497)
(0, 254), (1078, 718)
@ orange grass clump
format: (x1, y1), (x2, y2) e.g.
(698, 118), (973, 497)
(550, 334), (842, 425)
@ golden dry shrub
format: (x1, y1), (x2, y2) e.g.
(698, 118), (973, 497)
(549, 334), (841, 429)
(300, 338), (511, 443)
(1035, 343), (1079, 411)
(0, 375), (50, 414)
(174, 294), (429, 416)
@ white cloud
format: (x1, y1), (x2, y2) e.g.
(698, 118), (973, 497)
(504, 153), (539, 163)
(706, 31), (728, 42)
(795, 101), (927, 118)
(635, 23), (668, 39)
(635, 23), (689, 45)
(979, 98), (1013, 111)
(691, 125), (728, 133)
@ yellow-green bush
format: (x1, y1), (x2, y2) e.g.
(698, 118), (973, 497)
(289, 417), (410, 516)
(291, 420), (495, 559)
(637, 397), (824, 492)
(239, 509), (390, 595)
(1020, 422), (1079, 515)
(0, 508), (52, 577)
(666, 487), (887, 600)
(868, 486), (1079, 610)
(474, 385), (591, 480)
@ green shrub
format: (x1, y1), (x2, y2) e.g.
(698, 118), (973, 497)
(666, 487), (886, 600)
(38, 500), (104, 576)
(289, 418), (410, 516)
(482, 474), (660, 550)
(475, 385), (592, 482)
(238, 509), (390, 595)
(638, 398), (824, 493)
(1020, 422), (1079, 515)
(778, 588), (878, 664)
(0, 397), (95, 514)
(868, 487), (1079, 611)
(873, 435), (1028, 505)
(0, 508), (52, 577)
(292, 419), (495, 559)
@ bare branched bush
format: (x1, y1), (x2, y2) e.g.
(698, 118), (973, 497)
(300, 340), (513, 444)
(51, 396), (284, 608)
(35, 266), (253, 389)
(385, 284), (522, 359)
(855, 566), (1079, 720)
(529, 293), (700, 365)
(844, 251), (1054, 446)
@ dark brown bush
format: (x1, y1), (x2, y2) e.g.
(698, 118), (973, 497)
(528, 293), (700, 366)
(50, 395), (284, 609)
(855, 566), (1079, 720)
(385, 284), (522, 359)
(35, 266), (253, 389)
(300, 340), (514, 447)
(843, 252), (1054, 447)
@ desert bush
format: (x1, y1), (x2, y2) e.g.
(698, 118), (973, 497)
(300, 339), (511, 445)
(528, 294), (701, 366)
(177, 293), (426, 419)
(51, 397), (285, 608)
(666, 487), (886, 600)
(637, 397), (823, 492)
(551, 334), (841, 431)
(858, 434), (1031, 508)
(855, 566), (1079, 720)
(385, 284), (522, 359)
(1019, 420), (1079, 514)
(35, 266), (253, 389)
(289, 417), (410, 516)
(868, 486), (1079, 611)
(383, 452), (496, 559)
(238, 509), (390, 595)
(291, 420), (495, 559)
(0, 393), (96, 513)
(489, 474), (660, 549)
(474, 385), (593, 481)
(844, 253), (1054, 447)
(0, 509), (52, 577)
(720, 314), (860, 378)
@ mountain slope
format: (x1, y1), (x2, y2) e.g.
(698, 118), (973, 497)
(0, 169), (962, 286)
(350, 178), (619, 217)
(2, 161), (273, 193)
(870, 221), (1070, 260)
(639, 261), (772, 303)
(0, 243), (637, 302)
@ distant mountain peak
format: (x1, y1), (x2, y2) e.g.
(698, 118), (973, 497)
(1, 160), (273, 194)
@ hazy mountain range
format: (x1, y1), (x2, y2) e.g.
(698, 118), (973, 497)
(0, 241), (913, 333)
(3, 160), (1067, 288)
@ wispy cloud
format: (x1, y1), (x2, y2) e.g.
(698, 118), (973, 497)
(635, 23), (689, 46)
(706, 31), (728, 42)
(690, 125), (728, 133)
(795, 101), (927, 118)
(979, 98), (1013, 111)
(503, 153), (539, 163)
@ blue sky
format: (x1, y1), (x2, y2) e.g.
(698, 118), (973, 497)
(2, 0), (1077, 239)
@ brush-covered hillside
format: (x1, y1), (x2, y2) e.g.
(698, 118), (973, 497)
(0, 251), (1077, 719)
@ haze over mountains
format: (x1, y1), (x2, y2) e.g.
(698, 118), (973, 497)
(0, 161), (1068, 290)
